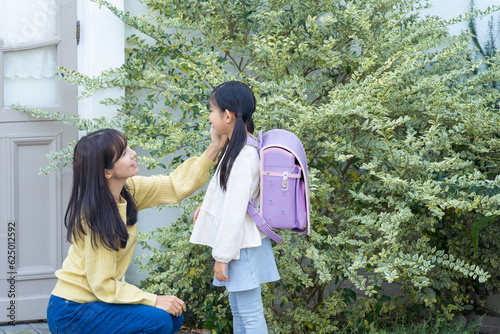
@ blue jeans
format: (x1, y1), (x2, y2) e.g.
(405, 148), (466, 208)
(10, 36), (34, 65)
(47, 295), (183, 334)
(228, 286), (268, 334)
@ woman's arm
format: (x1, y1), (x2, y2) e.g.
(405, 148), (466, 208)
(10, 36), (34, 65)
(154, 295), (186, 317)
(84, 237), (186, 316)
(129, 127), (227, 210)
(83, 235), (157, 306)
(129, 155), (214, 210)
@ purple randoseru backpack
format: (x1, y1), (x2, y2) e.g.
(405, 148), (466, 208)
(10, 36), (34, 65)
(246, 129), (311, 243)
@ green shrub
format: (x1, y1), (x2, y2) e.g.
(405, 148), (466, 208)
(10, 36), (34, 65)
(335, 315), (481, 334)
(19, 0), (500, 332)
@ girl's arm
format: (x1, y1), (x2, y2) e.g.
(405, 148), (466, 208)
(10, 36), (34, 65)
(214, 261), (228, 282)
(211, 154), (256, 263)
(193, 205), (202, 223)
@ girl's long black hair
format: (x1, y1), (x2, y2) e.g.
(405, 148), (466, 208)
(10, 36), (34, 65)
(211, 81), (256, 191)
(65, 129), (138, 251)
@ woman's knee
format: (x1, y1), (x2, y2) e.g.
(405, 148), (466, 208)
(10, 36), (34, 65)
(172, 313), (184, 333)
(148, 310), (184, 334)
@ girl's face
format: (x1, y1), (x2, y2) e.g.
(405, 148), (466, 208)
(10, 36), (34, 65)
(208, 99), (232, 137)
(106, 146), (139, 180)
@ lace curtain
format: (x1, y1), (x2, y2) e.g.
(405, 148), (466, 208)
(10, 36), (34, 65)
(1, 0), (58, 106)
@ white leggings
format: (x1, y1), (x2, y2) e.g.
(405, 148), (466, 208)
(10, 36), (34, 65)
(228, 286), (268, 334)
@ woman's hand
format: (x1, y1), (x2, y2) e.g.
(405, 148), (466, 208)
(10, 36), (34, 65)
(193, 205), (201, 223)
(210, 124), (228, 149)
(204, 125), (228, 162)
(154, 295), (186, 317)
(214, 261), (228, 282)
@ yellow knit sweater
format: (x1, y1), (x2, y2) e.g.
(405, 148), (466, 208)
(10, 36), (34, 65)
(52, 154), (215, 306)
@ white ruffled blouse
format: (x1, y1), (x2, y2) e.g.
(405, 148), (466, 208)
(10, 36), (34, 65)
(190, 144), (266, 263)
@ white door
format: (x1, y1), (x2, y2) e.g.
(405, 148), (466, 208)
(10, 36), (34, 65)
(0, 0), (77, 323)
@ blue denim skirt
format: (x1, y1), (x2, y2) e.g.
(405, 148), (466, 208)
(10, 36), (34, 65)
(213, 237), (280, 292)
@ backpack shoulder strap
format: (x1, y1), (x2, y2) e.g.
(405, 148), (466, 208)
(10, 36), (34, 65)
(247, 199), (283, 243)
(246, 134), (260, 148)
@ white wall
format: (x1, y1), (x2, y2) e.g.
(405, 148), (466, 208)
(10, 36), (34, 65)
(77, 0), (124, 123)
(425, 0), (499, 46)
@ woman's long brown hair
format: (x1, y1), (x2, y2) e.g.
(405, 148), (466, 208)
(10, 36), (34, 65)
(65, 129), (138, 251)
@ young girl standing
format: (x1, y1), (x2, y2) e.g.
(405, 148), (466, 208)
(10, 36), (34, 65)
(190, 81), (280, 333)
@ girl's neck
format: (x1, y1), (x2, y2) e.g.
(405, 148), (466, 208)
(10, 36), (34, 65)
(226, 119), (251, 140)
(229, 131), (251, 140)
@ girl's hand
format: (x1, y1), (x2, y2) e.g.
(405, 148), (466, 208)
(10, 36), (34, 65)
(154, 295), (186, 317)
(214, 261), (228, 282)
(193, 205), (201, 223)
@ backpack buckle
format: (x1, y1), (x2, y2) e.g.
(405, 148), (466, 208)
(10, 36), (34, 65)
(282, 172), (289, 190)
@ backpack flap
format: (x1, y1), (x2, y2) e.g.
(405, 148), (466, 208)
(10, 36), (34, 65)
(260, 148), (303, 230)
(259, 130), (310, 235)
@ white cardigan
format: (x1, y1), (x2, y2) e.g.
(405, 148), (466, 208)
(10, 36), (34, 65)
(190, 144), (266, 263)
